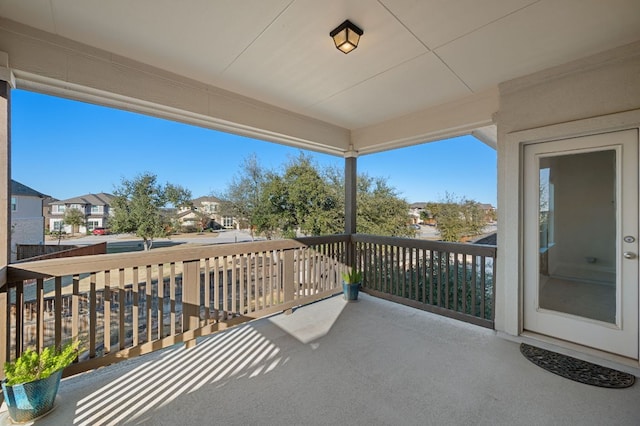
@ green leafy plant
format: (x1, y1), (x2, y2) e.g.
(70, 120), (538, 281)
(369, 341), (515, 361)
(3, 341), (80, 386)
(342, 270), (363, 284)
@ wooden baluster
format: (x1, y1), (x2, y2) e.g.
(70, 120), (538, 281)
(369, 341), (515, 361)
(132, 267), (139, 347)
(89, 273), (96, 358)
(157, 264), (164, 338)
(104, 270), (111, 354)
(118, 268), (125, 351)
(146, 265), (152, 343)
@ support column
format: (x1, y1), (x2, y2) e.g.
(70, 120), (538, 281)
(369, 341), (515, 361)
(0, 51), (14, 377)
(345, 153), (357, 268)
(344, 155), (357, 234)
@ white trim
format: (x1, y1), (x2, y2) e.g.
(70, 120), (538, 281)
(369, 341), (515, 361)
(501, 109), (640, 365)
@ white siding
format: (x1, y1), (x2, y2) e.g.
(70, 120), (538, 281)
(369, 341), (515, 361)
(10, 216), (44, 262)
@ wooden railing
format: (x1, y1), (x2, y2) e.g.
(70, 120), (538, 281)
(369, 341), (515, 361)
(1, 234), (497, 379)
(353, 235), (497, 328)
(2, 235), (349, 377)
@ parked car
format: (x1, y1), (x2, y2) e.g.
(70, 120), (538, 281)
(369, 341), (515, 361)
(409, 224), (421, 230)
(92, 227), (109, 235)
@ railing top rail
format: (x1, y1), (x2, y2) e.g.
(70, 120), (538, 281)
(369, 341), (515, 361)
(351, 234), (497, 257)
(6, 234), (350, 283)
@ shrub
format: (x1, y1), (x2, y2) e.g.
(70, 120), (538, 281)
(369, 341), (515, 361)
(4, 341), (80, 386)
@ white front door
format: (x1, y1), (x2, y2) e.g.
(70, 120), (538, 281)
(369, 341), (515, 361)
(523, 129), (639, 359)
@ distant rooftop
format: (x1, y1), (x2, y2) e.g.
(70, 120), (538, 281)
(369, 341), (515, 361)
(474, 232), (497, 245)
(192, 195), (222, 204)
(11, 179), (46, 198)
(50, 192), (115, 206)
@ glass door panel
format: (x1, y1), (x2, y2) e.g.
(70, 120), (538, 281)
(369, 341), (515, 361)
(537, 150), (616, 323)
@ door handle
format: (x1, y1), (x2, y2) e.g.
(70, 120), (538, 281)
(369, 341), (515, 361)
(623, 251), (637, 259)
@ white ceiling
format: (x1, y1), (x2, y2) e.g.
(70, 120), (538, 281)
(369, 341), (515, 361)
(1, 0), (639, 135)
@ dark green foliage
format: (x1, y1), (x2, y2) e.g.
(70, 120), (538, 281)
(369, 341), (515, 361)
(357, 175), (413, 237)
(427, 193), (487, 242)
(226, 152), (412, 238)
(4, 341), (80, 386)
(109, 172), (191, 250)
(63, 207), (85, 235)
(361, 250), (493, 320)
(342, 270), (363, 284)
(253, 154), (344, 238)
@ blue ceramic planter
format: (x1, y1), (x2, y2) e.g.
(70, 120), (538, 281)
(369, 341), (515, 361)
(1, 369), (62, 423)
(342, 282), (360, 301)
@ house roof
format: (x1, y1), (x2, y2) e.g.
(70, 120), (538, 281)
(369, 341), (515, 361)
(409, 202), (427, 209)
(191, 196), (222, 205)
(11, 180), (46, 198)
(1, 3), (639, 156)
(474, 232), (497, 246)
(50, 193), (115, 206)
(42, 196), (59, 205)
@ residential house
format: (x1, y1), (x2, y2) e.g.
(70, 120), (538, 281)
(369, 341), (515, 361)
(2, 1), (640, 404)
(41, 195), (58, 232)
(10, 180), (46, 262)
(408, 202), (427, 225)
(49, 193), (115, 234)
(177, 196), (238, 230)
(478, 203), (496, 223)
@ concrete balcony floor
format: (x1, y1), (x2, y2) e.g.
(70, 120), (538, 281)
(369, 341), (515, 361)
(3, 294), (640, 425)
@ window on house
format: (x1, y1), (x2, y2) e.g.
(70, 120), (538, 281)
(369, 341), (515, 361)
(53, 205), (66, 213)
(223, 216), (234, 228)
(91, 205), (101, 214)
(87, 220), (100, 230)
(201, 203), (218, 213)
(11, 197), (16, 211)
(53, 220), (64, 231)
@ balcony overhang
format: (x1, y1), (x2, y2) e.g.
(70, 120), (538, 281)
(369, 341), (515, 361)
(0, 16), (499, 157)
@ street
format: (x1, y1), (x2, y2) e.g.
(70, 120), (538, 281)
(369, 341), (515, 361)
(46, 229), (260, 253)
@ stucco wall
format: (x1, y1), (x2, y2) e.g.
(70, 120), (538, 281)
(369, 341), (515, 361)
(10, 216), (44, 262)
(10, 194), (44, 262)
(12, 194), (42, 219)
(495, 41), (640, 335)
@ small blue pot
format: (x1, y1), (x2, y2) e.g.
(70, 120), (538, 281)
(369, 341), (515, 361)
(342, 282), (360, 302)
(1, 369), (62, 423)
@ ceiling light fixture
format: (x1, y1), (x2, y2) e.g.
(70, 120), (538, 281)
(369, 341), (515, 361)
(330, 20), (363, 54)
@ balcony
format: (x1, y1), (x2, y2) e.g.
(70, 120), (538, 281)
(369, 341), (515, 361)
(2, 294), (640, 424)
(2, 235), (638, 424)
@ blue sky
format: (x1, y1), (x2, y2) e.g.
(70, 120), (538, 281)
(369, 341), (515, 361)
(11, 90), (497, 205)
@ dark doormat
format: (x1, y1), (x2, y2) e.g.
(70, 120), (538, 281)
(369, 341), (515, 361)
(520, 343), (635, 388)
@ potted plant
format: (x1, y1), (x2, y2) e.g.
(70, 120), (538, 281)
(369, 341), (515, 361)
(2, 340), (79, 423)
(342, 270), (363, 302)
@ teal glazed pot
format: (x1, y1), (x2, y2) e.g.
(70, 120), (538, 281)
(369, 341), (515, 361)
(1, 369), (62, 423)
(342, 282), (360, 301)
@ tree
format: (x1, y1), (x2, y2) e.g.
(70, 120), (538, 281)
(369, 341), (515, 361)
(220, 154), (265, 239)
(256, 154), (343, 238)
(428, 193), (487, 242)
(193, 210), (212, 232)
(357, 175), (413, 237)
(226, 152), (411, 238)
(109, 172), (192, 250)
(63, 208), (85, 236)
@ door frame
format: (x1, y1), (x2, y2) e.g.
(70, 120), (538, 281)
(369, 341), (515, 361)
(522, 131), (638, 359)
(500, 109), (640, 365)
